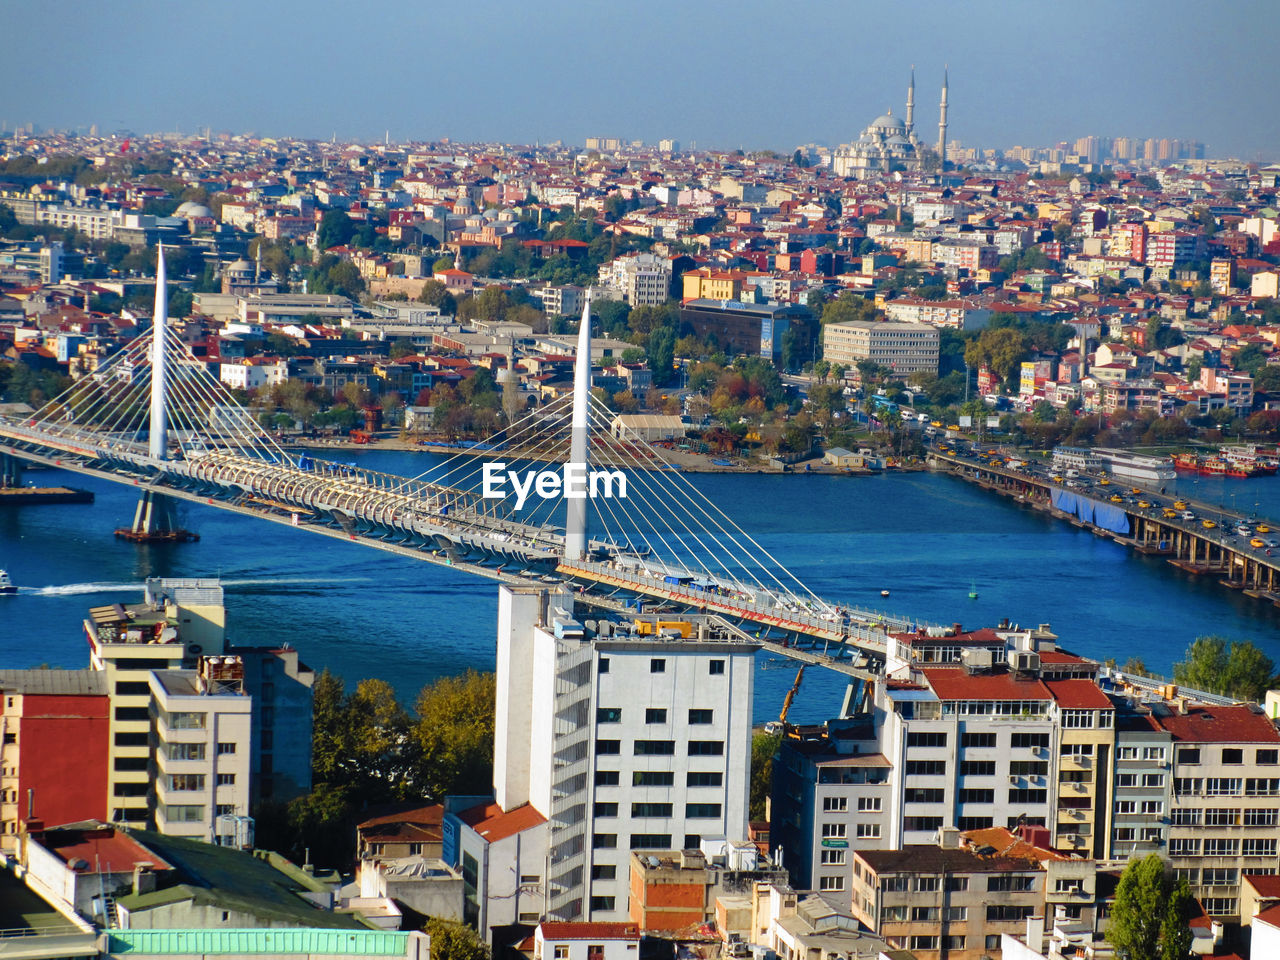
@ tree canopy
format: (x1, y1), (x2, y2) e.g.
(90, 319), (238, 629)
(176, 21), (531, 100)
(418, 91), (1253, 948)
(1172, 636), (1275, 702)
(1109, 853), (1193, 960)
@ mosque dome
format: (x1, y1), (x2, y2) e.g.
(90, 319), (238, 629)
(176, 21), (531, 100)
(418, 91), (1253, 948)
(174, 201), (213, 219)
(868, 111), (907, 135)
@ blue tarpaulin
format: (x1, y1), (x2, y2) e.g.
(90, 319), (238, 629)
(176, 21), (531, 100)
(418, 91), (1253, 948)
(1051, 489), (1129, 535)
(1093, 500), (1130, 535)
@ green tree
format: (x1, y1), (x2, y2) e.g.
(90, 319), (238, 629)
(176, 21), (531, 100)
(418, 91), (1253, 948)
(423, 918), (490, 960)
(1173, 636), (1275, 702)
(820, 291), (876, 327)
(411, 670), (496, 801)
(750, 732), (780, 821)
(1110, 853), (1192, 960)
(965, 327), (1029, 385)
(417, 279), (457, 314)
(647, 324), (677, 387)
(316, 209), (355, 250)
(309, 669), (347, 784)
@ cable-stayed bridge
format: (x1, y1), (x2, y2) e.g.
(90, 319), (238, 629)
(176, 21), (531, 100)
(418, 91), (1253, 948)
(0, 248), (919, 681)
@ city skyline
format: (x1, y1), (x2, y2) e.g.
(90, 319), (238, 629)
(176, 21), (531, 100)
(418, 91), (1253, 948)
(2, 0), (1278, 160)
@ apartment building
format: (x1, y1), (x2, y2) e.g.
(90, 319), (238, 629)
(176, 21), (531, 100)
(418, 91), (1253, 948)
(822, 319), (939, 375)
(86, 580), (226, 825)
(850, 839), (1045, 960)
(882, 296), (991, 331)
(0, 670), (109, 851)
(483, 585), (757, 928)
(1158, 702), (1280, 921)
(151, 657), (253, 841)
(599, 253), (672, 307)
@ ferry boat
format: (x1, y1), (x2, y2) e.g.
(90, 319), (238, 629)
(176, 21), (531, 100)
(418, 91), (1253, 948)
(1173, 452), (1201, 472)
(1218, 445), (1279, 478)
(0, 570), (14, 595)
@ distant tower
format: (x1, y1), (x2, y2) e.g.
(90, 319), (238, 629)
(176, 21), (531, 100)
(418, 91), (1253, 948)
(937, 66), (949, 165)
(905, 65), (915, 138)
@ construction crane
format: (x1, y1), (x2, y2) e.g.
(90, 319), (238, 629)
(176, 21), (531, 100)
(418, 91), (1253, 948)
(777, 665), (806, 733)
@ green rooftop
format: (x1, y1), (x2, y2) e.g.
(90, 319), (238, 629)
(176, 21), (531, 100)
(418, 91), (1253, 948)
(112, 829), (368, 930)
(106, 929), (412, 956)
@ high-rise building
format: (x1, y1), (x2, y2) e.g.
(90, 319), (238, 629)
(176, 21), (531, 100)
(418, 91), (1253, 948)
(486, 584), (757, 925)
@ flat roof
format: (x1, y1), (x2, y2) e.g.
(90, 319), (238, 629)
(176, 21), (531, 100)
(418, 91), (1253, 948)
(0, 669), (106, 696)
(922, 667), (1051, 702)
(105, 930), (411, 956)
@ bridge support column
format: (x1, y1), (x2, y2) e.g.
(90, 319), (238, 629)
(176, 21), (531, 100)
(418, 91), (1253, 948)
(115, 490), (198, 543)
(0, 452), (22, 489)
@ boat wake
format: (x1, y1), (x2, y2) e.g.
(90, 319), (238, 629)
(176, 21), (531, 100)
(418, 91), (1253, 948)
(20, 576), (370, 597)
(21, 582), (145, 596)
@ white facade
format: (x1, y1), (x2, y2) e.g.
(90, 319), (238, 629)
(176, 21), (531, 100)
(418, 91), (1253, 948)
(598, 254), (671, 307)
(494, 585), (756, 923)
(219, 360), (288, 392)
(150, 659), (253, 841)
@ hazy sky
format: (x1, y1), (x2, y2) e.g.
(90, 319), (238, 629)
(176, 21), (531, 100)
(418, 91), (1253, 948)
(3, 0), (1278, 160)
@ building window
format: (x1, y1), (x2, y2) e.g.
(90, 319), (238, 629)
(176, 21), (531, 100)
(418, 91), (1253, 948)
(215, 804), (235, 817)
(168, 743), (205, 761)
(592, 834), (617, 849)
(957, 816), (994, 830)
(857, 797), (882, 812)
(962, 732), (997, 748)
(905, 760), (946, 776)
(631, 802), (673, 818)
(958, 788), (994, 804)
(166, 774), (205, 792)
(554, 947), (570, 959)
(595, 770), (619, 786)
(907, 732), (947, 748)
(823, 796), (848, 812)
(216, 773), (235, 786)
(688, 740), (723, 756)
(988, 875), (1035, 892)
(987, 905), (1035, 922)
(596, 740), (621, 756)
(629, 834), (671, 849)
(909, 936), (938, 951)
(1115, 801), (1136, 815)
(650, 659), (666, 674)
(165, 804), (203, 823)
(594, 802), (618, 817)
(709, 660), (725, 675)
(645, 708), (667, 724)
(959, 760), (995, 776)
(688, 709), (713, 724)
(856, 823), (881, 839)
(114, 732), (150, 747)
(1177, 747), (1200, 764)
(598, 658), (610, 674)
(818, 876), (844, 892)
(904, 817), (943, 832)
(588, 897), (615, 911)
(113, 757), (149, 772)
(597, 707), (622, 723)
(686, 803), (721, 819)
(634, 740), (675, 756)
(635, 771), (675, 787)
(591, 864), (616, 880)
(1062, 709), (1094, 729)
(1257, 749), (1278, 766)
(821, 823), (846, 839)
(1011, 733), (1050, 748)
(905, 788), (946, 804)
(1142, 774), (1166, 789)
(820, 849), (846, 865)
(686, 771), (722, 787)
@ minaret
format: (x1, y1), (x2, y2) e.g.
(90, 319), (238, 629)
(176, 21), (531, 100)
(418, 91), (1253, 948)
(937, 66), (949, 165)
(905, 65), (915, 139)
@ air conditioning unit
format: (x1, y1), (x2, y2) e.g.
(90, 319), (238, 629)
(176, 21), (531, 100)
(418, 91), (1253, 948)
(1032, 745), (1044, 757)
(1009, 775), (1022, 785)
(1032, 775), (1045, 785)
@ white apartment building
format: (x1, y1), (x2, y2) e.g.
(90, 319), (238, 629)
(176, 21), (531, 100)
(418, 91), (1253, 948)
(882, 297), (992, 331)
(822, 320), (939, 376)
(598, 254), (672, 307)
(218, 359), (288, 392)
(150, 657), (253, 841)
(490, 584), (756, 925)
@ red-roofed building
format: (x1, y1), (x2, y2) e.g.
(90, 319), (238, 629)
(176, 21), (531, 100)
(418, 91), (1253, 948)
(445, 800), (549, 938)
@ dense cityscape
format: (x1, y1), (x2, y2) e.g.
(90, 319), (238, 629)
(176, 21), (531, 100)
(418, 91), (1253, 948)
(4, 6), (1280, 960)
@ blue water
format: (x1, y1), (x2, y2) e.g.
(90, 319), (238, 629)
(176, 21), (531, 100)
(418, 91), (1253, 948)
(2, 454), (1279, 725)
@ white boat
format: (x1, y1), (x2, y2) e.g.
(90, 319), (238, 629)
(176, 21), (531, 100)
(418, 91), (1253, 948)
(0, 571), (15, 595)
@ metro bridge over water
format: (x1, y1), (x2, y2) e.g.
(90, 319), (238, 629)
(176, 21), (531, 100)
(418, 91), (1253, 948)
(0, 248), (920, 685)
